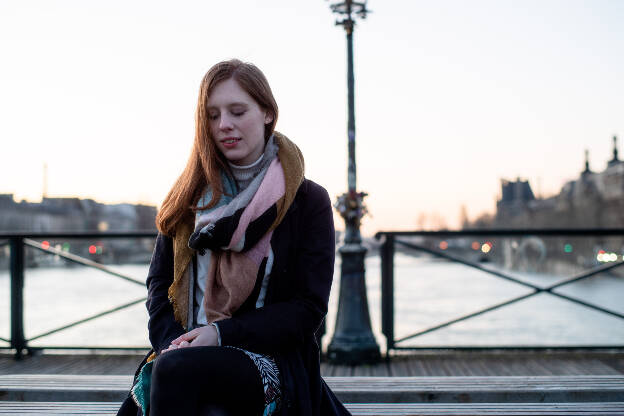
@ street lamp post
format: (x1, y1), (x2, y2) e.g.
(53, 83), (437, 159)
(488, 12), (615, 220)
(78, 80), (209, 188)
(326, 0), (380, 364)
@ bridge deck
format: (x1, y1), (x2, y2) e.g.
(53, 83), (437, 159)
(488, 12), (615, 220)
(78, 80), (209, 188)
(1, 350), (623, 377)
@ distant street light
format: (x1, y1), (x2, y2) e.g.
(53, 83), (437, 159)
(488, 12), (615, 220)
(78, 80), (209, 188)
(326, 0), (380, 365)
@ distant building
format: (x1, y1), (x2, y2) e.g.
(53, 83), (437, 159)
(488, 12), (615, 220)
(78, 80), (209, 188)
(0, 196), (158, 265)
(495, 136), (624, 229)
(0, 195), (157, 232)
(497, 178), (536, 220)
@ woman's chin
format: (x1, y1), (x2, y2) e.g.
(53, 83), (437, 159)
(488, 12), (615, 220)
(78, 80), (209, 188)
(220, 150), (246, 164)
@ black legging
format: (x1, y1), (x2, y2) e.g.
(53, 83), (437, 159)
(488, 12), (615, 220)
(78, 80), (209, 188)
(150, 346), (265, 416)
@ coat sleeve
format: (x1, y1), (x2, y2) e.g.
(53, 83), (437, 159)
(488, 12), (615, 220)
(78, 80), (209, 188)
(145, 233), (186, 354)
(216, 183), (335, 354)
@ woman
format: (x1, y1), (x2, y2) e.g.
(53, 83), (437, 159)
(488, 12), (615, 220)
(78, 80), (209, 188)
(117, 59), (351, 416)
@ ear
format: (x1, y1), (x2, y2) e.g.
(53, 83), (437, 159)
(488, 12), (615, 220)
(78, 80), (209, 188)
(264, 111), (274, 125)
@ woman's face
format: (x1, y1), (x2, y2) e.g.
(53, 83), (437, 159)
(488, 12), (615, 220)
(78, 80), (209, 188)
(207, 78), (272, 166)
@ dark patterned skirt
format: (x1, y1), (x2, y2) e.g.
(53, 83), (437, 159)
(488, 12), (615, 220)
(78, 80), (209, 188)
(227, 346), (282, 416)
(131, 347), (282, 416)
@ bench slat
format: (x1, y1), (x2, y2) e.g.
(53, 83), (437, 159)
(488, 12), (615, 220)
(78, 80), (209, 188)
(2, 375), (623, 403)
(0, 402), (119, 414)
(2, 402), (624, 415)
(4, 374), (623, 389)
(347, 402), (624, 415)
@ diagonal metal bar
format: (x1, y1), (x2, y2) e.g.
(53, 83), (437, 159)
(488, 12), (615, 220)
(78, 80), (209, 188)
(395, 239), (543, 291)
(546, 259), (624, 290)
(395, 238), (624, 316)
(0, 336), (9, 343)
(394, 238), (624, 345)
(547, 291), (624, 320)
(394, 291), (537, 344)
(27, 296), (147, 342)
(23, 238), (146, 287)
(396, 285), (624, 345)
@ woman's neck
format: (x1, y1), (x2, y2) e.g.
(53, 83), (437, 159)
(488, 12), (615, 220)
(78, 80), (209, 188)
(228, 153), (264, 170)
(228, 154), (265, 191)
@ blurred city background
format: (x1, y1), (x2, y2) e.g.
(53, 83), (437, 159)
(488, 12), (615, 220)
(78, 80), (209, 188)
(1, 0), (623, 354)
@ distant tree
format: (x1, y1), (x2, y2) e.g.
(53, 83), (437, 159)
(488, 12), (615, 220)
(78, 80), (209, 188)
(459, 205), (469, 229)
(416, 212), (427, 230)
(430, 212), (448, 231)
(470, 212), (495, 229)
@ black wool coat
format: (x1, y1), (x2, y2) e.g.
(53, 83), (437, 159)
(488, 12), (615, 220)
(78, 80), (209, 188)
(118, 179), (351, 416)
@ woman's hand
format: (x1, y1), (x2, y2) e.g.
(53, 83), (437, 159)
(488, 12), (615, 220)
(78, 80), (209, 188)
(161, 325), (219, 353)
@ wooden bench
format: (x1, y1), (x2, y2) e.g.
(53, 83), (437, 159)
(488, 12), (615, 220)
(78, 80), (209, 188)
(1, 375), (623, 403)
(1, 401), (624, 415)
(1, 375), (623, 415)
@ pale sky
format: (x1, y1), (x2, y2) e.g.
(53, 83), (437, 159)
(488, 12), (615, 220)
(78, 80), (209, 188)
(1, 0), (623, 236)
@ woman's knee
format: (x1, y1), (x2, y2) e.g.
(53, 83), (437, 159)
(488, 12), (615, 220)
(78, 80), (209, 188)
(152, 349), (188, 381)
(152, 346), (224, 381)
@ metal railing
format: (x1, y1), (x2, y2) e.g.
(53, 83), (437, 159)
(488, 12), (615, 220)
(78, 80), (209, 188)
(4, 230), (624, 359)
(0, 232), (156, 358)
(375, 229), (624, 354)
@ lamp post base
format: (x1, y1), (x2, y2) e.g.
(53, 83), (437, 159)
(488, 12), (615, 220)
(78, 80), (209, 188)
(327, 335), (381, 365)
(327, 242), (380, 365)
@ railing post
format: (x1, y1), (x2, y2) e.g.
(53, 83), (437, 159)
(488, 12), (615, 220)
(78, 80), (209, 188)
(380, 234), (395, 356)
(10, 237), (27, 359)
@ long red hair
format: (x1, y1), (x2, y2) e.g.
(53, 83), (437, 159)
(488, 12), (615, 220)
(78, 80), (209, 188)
(156, 59), (279, 236)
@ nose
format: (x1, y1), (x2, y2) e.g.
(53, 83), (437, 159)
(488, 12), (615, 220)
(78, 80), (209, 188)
(218, 113), (233, 131)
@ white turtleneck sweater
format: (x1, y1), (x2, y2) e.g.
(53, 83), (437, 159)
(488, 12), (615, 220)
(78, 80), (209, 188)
(228, 154), (265, 192)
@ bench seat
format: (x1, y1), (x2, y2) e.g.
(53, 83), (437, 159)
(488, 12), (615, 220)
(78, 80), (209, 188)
(1, 375), (623, 403)
(1, 401), (624, 415)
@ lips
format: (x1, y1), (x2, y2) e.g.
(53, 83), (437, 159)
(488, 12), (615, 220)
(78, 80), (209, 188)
(220, 137), (241, 144)
(220, 137), (241, 149)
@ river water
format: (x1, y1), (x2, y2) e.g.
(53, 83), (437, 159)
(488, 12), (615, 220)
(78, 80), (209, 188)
(1, 253), (623, 351)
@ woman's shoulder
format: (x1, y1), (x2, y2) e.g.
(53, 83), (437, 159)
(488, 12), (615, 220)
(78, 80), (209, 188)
(295, 178), (331, 211)
(296, 178), (331, 204)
